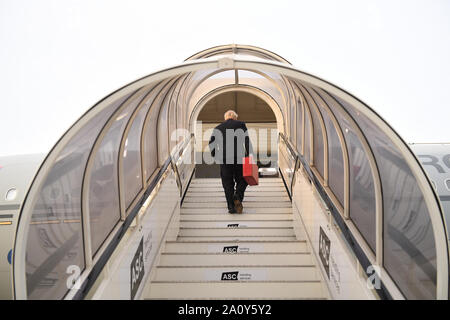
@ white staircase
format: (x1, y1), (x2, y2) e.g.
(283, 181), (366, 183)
(143, 177), (329, 300)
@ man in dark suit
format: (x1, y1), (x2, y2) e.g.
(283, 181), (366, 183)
(208, 110), (253, 214)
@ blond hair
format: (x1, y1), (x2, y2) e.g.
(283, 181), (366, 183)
(224, 110), (238, 120)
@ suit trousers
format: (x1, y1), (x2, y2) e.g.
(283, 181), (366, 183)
(220, 164), (248, 209)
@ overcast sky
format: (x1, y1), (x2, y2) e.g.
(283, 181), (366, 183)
(1, 0), (449, 157)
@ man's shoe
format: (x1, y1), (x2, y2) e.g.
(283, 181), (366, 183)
(228, 207), (237, 214)
(233, 198), (243, 214)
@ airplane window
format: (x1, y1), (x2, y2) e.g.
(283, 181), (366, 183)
(5, 188), (17, 201)
(445, 179), (450, 191)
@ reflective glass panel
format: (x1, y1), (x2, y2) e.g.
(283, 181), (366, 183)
(332, 92), (437, 299)
(123, 87), (157, 210)
(88, 91), (145, 255)
(317, 89), (377, 252)
(299, 86), (324, 178)
(25, 92), (131, 299)
(307, 86), (345, 207)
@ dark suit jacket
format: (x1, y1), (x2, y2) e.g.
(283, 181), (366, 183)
(208, 119), (253, 164)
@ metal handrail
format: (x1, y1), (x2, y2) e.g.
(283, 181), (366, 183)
(278, 133), (299, 196)
(171, 134), (195, 196)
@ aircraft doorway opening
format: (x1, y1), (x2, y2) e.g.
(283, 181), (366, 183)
(194, 91), (278, 178)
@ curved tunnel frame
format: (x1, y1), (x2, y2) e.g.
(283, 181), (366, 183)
(189, 84), (285, 134)
(12, 45), (449, 300)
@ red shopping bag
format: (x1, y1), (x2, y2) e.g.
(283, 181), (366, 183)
(243, 156), (259, 186)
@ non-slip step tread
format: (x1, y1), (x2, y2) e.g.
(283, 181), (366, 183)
(180, 214), (293, 221)
(162, 252), (308, 255)
(165, 240), (306, 243)
(144, 282), (327, 299)
(178, 228), (295, 237)
(151, 280), (321, 283)
(191, 179), (283, 181)
(182, 202), (292, 208)
(180, 221), (293, 228)
(189, 181), (284, 189)
(191, 180), (283, 184)
(183, 197), (290, 203)
(163, 242), (308, 254)
(191, 178), (283, 185)
(181, 208), (292, 214)
(180, 227), (294, 229)
(177, 236), (299, 241)
(185, 191), (287, 197)
(187, 187), (286, 192)
(180, 219), (293, 222)
(159, 253), (313, 267)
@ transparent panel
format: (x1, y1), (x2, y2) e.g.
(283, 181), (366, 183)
(316, 89), (376, 251)
(157, 87), (173, 164)
(236, 49), (286, 62)
(188, 70), (235, 117)
(170, 77), (190, 155)
(300, 86), (324, 178)
(177, 76), (188, 133)
(262, 70), (290, 106)
(168, 86), (179, 155)
(184, 68), (219, 112)
(304, 105), (311, 164)
(123, 88), (157, 210)
(178, 75), (189, 132)
(25, 93), (131, 299)
(331, 92), (438, 299)
(88, 91), (145, 255)
(209, 69), (235, 80)
(143, 98), (160, 182)
(295, 90), (303, 155)
(194, 50), (285, 63)
(288, 83), (296, 145)
(307, 87), (345, 207)
(238, 70), (284, 108)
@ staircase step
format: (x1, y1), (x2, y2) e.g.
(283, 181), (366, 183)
(145, 282), (327, 299)
(164, 240), (308, 253)
(185, 191), (287, 197)
(159, 253), (313, 267)
(191, 179), (282, 185)
(180, 220), (293, 228)
(153, 266), (320, 282)
(178, 227), (295, 237)
(142, 177), (328, 300)
(180, 214), (293, 221)
(190, 184), (285, 188)
(182, 202), (291, 208)
(192, 177), (281, 182)
(188, 186), (286, 192)
(177, 236), (298, 241)
(181, 207), (292, 214)
(183, 196), (290, 203)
